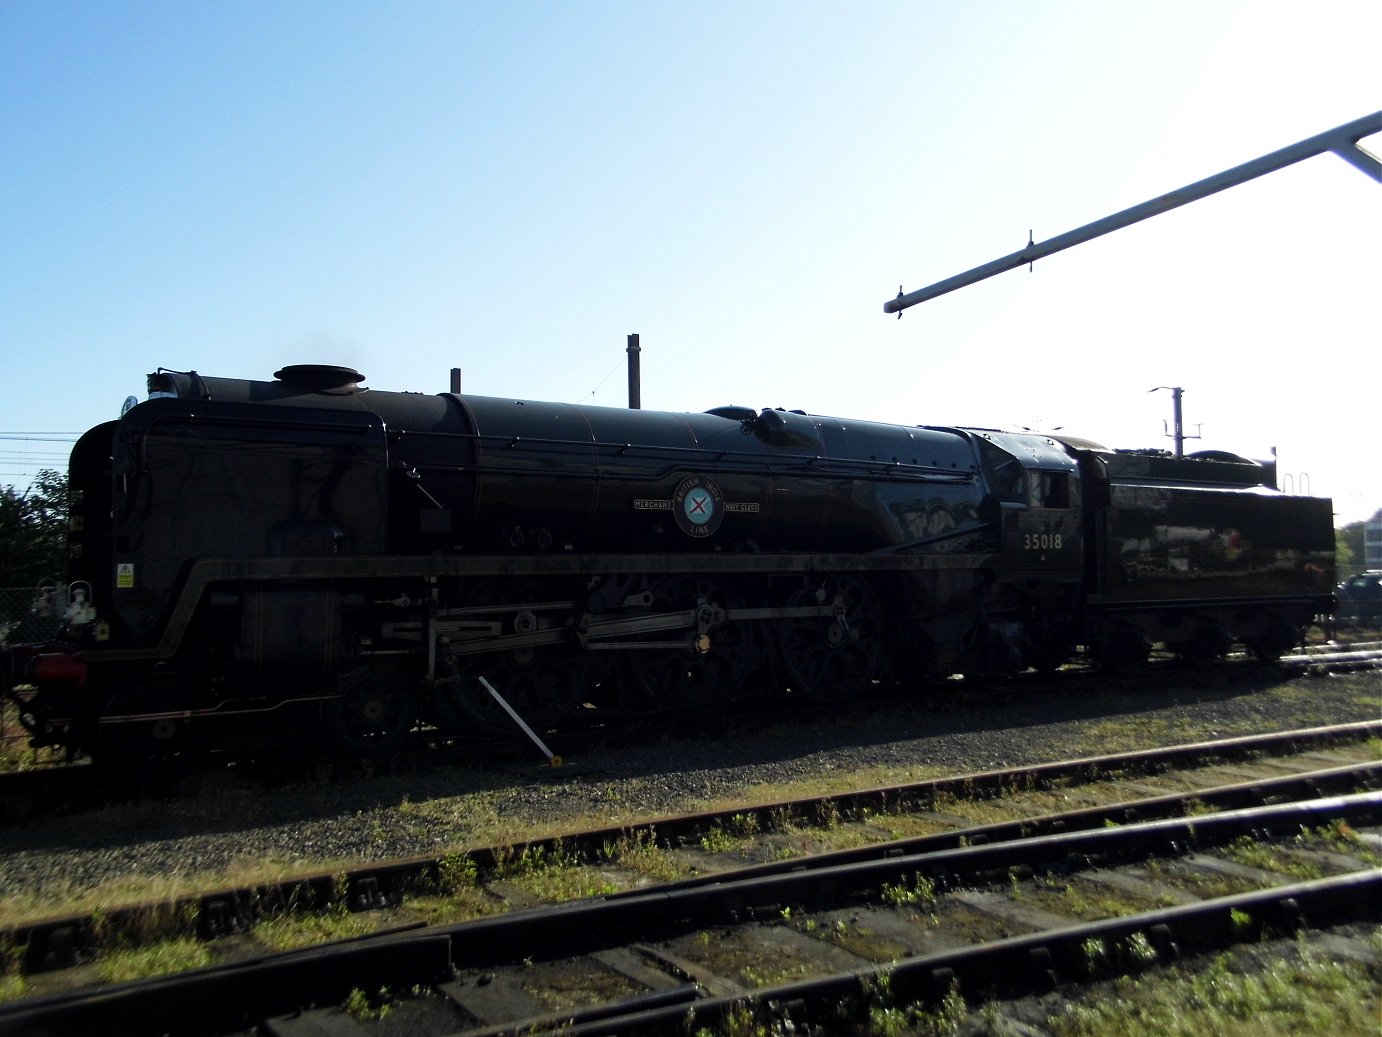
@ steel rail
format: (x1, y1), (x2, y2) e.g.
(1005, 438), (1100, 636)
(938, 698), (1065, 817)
(1280, 647), (1382, 670)
(557, 870), (1382, 1037)
(2, 789), (1376, 1037)
(596, 757), (1380, 901)
(5, 720), (1379, 972)
(13, 758), (1378, 975)
(429, 792), (1382, 969)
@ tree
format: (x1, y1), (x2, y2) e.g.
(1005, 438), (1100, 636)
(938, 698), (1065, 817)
(1336, 522), (1364, 579)
(0, 469), (69, 587)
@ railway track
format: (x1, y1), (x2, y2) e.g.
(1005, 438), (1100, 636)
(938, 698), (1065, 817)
(1276, 639), (1382, 672)
(1, 722), (1378, 1034)
(2, 643), (1378, 823)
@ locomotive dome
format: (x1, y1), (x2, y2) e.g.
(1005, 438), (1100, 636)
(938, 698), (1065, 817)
(272, 364), (367, 393)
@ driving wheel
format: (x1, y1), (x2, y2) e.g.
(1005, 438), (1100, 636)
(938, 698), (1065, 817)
(774, 575), (884, 701)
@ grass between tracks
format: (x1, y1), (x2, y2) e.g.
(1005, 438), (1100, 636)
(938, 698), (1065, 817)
(688, 928), (1382, 1037)
(831, 929), (1382, 1037)
(1039, 936), (1382, 1037)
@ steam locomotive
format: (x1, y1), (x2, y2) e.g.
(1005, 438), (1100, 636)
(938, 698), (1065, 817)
(2, 364), (1336, 767)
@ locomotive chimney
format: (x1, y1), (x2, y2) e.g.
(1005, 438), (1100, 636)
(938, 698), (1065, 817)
(450, 368), (462, 394)
(627, 333), (641, 410)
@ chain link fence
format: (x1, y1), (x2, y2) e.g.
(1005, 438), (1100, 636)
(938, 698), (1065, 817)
(0, 584), (64, 646)
(1, 585), (66, 764)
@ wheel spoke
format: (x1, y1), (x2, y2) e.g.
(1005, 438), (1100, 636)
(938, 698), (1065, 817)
(775, 576), (883, 701)
(326, 663), (418, 756)
(434, 579), (587, 735)
(628, 576), (759, 711)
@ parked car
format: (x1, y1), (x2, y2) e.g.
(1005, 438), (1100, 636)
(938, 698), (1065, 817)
(1336, 571), (1382, 625)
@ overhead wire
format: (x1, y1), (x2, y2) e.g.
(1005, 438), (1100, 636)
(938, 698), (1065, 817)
(573, 357), (624, 405)
(0, 434), (79, 490)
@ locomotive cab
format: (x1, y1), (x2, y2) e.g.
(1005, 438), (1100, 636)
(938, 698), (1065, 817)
(953, 430), (1085, 675)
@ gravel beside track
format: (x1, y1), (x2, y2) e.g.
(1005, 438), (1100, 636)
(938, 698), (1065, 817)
(0, 667), (1377, 920)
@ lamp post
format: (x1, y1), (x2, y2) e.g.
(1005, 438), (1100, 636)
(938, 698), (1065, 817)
(1150, 386), (1185, 457)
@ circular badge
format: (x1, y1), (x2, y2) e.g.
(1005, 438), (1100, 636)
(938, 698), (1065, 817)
(673, 475), (724, 538)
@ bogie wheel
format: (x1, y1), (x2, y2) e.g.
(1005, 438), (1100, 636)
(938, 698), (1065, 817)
(95, 672), (211, 774)
(1246, 614), (1302, 663)
(326, 663), (419, 756)
(1169, 622), (1232, 665)
(628, 575), (761, 711)
(775, 575), (884, 701)
(1025, 618), (1073, 675)
(1093, 625), (1151, 671)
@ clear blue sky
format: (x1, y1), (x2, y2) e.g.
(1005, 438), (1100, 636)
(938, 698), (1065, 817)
(2, 1), (1378, 522)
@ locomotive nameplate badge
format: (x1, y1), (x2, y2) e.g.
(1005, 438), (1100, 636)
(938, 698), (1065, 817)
(634, 476), (759, 538)
(673, 475), (724, 538)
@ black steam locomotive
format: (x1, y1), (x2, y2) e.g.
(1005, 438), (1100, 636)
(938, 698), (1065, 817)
(3, 365), (1335, 766)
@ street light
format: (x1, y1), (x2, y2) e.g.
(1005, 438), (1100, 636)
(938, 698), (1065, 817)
(1150, 386), (1187, 457)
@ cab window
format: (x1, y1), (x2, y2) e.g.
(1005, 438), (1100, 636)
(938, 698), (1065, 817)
(1028, 471), (1070, 508)
(978, 439), (1025, 504)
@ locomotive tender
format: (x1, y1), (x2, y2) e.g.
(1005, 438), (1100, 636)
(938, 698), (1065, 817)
(3, 364), (1335, 766)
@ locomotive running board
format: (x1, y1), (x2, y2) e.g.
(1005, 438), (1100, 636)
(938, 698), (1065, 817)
(92, 550), (1003, 663)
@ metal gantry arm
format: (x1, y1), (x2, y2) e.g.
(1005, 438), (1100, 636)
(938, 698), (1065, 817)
(883, 111), (1382, 316)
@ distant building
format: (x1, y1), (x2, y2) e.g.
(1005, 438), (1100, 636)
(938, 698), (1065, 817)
(1367, 509), (1382, 570)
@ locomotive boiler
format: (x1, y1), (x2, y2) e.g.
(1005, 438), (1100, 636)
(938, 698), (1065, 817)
(2, 364), (1335, 767)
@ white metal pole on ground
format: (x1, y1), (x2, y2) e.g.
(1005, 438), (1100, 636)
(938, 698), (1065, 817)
(478, 676), (562, 767)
